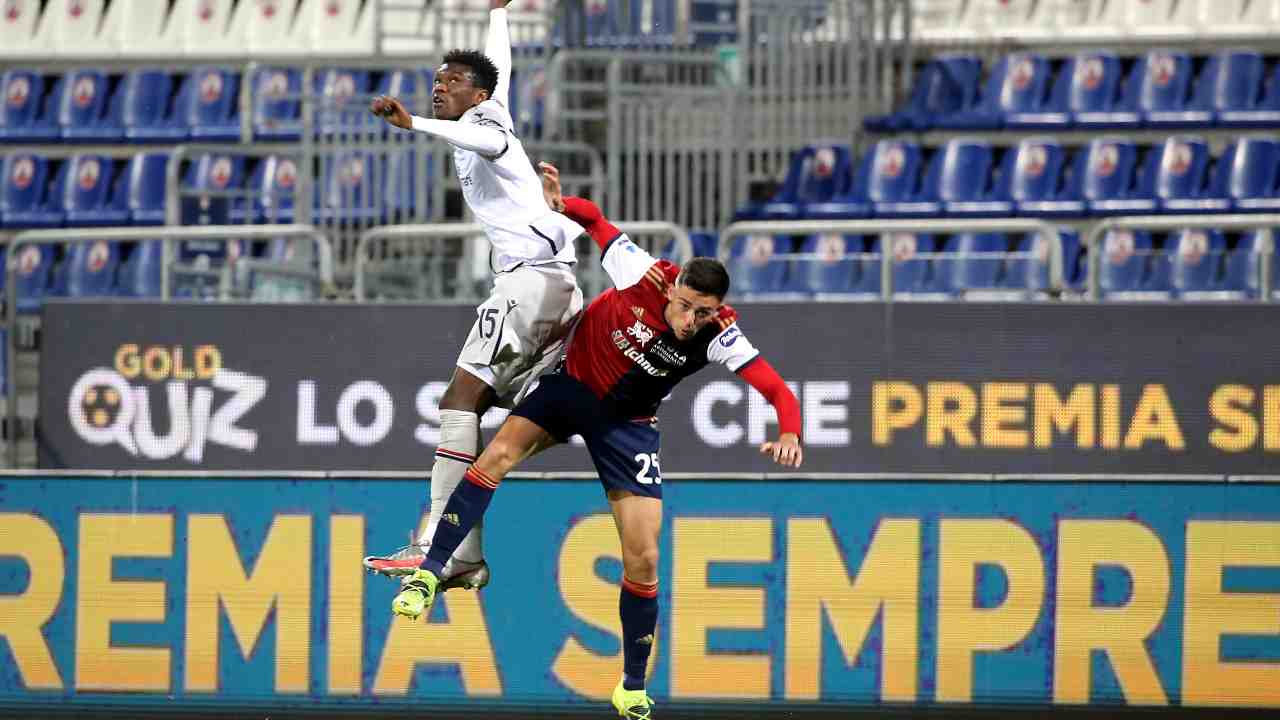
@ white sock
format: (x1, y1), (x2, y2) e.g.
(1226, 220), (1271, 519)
(418, 410), (486, 570)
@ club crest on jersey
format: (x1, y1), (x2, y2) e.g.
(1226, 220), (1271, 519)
(626, 319), (655, 348)
(631, 306), (645, 319)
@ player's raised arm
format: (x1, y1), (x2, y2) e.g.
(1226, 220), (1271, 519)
(486, 0), (513, 108)
(707, 317), (804, 468)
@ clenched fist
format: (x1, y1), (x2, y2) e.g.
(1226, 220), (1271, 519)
(370, 95), (411, 130)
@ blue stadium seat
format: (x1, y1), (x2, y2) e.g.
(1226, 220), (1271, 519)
(865, 55), (982, 132)
(1098, 229), (1153, 296)
(57, 69), (124, 142)
(1003, 231), (1081, 294)
(126, 153), (170, 225)
(794, 234), (861, 294)
(1220, 138), (1280, 212)
(1199, 50), (1269, 127)
(0, 70), (58, 142)
(183, 67), (241, 142)
(935, 54), (1053, 130)
(877, 140), (1005, 218)
(739, 145), (853, 220)
(689, 232), (718, 258)
(62, 155), (130, 226)
(122, 69), (186, 142)
(116, 240), (163, 298)
(1134, 51), (1211, 128)
(1080, 140), (1158, 216)
(1004, 140), (1081, 217)
(854, 233), (932, 295)
(1006, 57), (1082, 130)
(52, 239), (121, 298)
(1151, 137), (1229, 214)
(1165, 229), (1226, 297)
(1219, 62), (1280, 128)
(316, 68), (373, 135)
(1064, 53), (1138, 129)
(1223, 231), (1278, 299)
(252, 67), (303, 141)
(231, 155), (301, 224)
(317, 152), (378, 223)
(10, 244), (55, 313)
(689, 0), (738, 45)
(727, 234), (791, 296)
(1, 154), (64, 228)
(184, 152), (247, 196)
(933, 233), (1008, 295)
(383, 149), (427, 219)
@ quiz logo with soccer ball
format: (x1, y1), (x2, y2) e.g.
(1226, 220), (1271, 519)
(67, 344), (266, 463)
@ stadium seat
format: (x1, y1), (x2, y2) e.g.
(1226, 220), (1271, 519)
(1217, 57), (1280, 127)
(932, 233), (1008, 295)
(246, 0), (307, 56)
(184, 67), (241, 141)
(877, 140), (1006, 218)
(1151, 136), (1230, 213)
(935, 53), (1054, 130)
(316, 152), (378, 223)
(1003, 231), (1081, 294)
(1130, 0), (1200, 37)
(0, 0), (42, 58)
(688, 0), (738, 45)
(316, 68), (373, 135)
(52, 239), (121, 297)
(1223, 231), (1278, 298)
(231, 155), (301, 224)
(36, 0), (116, 56)
(183, 153), (248, 225)
(1080, 139), (1158, 216)
(62, 155), (130, 226)
(57, 69), (124, 141)
(1134, 51), (1213, 128)
(1, 154), (64, 228)
(998, 139), (1080, 217)
(853, 233), (933, 295)
(727, 234), (791, 296)
(794, 234), (861, 295)
(1219, 138), (1280, 212)
(739, 145), (853, 220)
(245, 237), (321, 302)
(127, 153), (170, 226)
(0, 70), (58, 142)
(251, 67), (303, 141)
(116, 240), (163, 297)
(296, 0), (375, 55)
(1066, 53), (1140, 128)
(1098, 229), (1154, 297)
(913, 0), (981, 42)
(822, 141), (910, 219)
(116, 0), (169, 58)
(977, 0), (1059, 40)
(688, 233), (718, 258)
(1166, 229), (1227, 297)
(123, 69), (187, 142)
(1208, 0), (1280, 38)
(10, 244), (56, 312)
(865, 55), (982, 132)
(1057, 0), (1129, 39)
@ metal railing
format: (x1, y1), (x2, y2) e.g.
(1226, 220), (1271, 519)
(353, 220), (693, 301)
(719, 218), (1067, 300)
(1084, 214), (1278, 301)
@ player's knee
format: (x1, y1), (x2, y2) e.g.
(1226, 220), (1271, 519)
(624, 544), (660, 580)
(481, 437), (523, 474)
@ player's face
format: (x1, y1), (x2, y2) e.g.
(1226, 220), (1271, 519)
(664, 284), (721, 341)
(433, 62), (488, 120)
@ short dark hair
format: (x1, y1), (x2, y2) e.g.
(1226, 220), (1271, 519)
(677, 257), (731, 299)
(442, 49), (500, 98)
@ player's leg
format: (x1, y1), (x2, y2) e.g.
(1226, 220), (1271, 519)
(583, 421), (662, 718)
(363, 365), (495, 585)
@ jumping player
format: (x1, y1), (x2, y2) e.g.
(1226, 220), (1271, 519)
(362, 1), (586, 592)
(390, 166), (803, 719)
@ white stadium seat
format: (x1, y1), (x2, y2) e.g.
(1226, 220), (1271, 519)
(117, 0), (173, 57)
(246, 0), (308, 56)
(912, 0), (984, 41)
(1205, 0), (1280, 37)
(975, 0), (1058, 40)
(1056, 0), (1129, 39)
(295, 0), (375, 55)
(0, 0), (43, 58)
(1128, 0), (1199, 38)
(162, 0), (242, 57)
(34, 0), (117, 56)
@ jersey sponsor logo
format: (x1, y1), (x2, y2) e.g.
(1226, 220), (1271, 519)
(626, 319), (655, 348)
(650, 340), (687, 368)
(718, 325), (741, 348)
(612, 330), (668, 377)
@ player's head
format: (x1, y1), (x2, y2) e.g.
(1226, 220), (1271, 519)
(433, 49), (500, 120)
(665, 257), (730, 341)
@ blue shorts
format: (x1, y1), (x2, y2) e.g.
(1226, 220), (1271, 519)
(510, 372), (663, 499)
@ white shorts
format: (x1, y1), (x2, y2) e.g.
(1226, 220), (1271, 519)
(457, 263), (584, 408)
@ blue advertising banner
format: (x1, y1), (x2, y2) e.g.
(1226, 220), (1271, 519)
(1, 474), (1278, 711)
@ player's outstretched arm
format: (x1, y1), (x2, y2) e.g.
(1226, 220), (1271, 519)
(739, 358), (803, 468)
(370, 95), (507, 156)
(486, 0), (513, 108)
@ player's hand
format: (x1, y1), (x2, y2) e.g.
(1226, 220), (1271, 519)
(760, 433), (803, 468)
(539, 161), (565, 212)
(370, 95), (411, 130)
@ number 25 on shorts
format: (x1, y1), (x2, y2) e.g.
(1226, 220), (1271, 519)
(634, 452), (662, 485)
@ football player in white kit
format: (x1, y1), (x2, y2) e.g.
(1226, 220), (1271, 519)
(362, 0), (585, 594)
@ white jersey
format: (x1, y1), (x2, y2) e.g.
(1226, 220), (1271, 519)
(454, 99), (582, 272)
